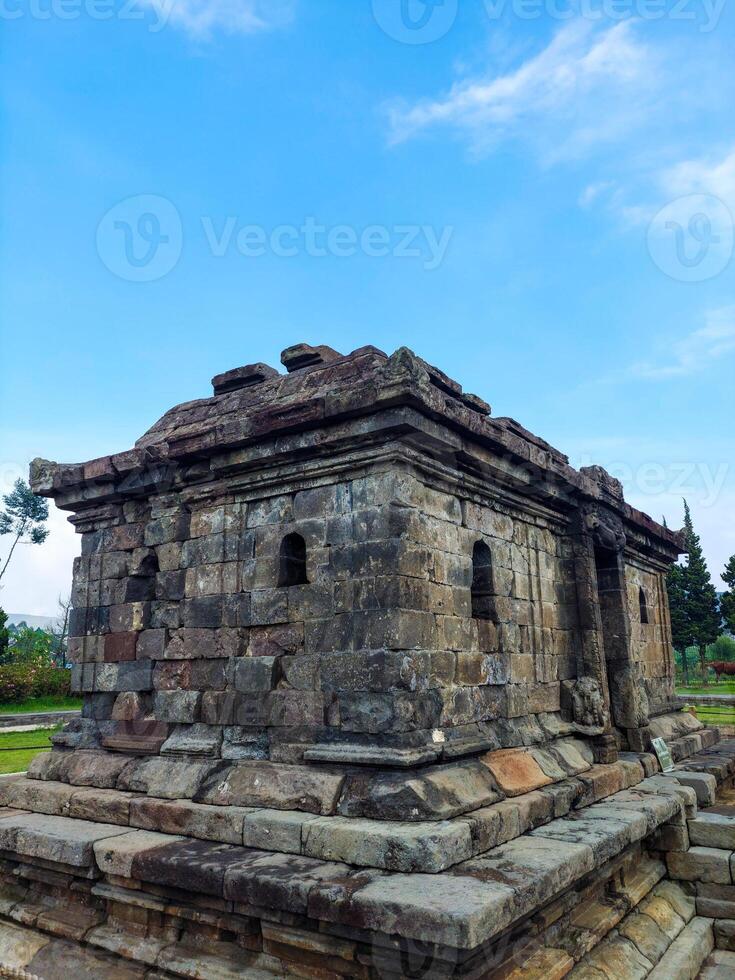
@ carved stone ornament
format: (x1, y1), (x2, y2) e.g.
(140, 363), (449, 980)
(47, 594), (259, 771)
(582, 505), (627, 553)
(571, 677), (609, 731)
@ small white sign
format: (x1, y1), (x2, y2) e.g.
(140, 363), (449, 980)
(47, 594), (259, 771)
(651, 737), (675, 773)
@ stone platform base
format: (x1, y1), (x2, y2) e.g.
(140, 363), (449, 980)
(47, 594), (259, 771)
(0, 735), (734, 978)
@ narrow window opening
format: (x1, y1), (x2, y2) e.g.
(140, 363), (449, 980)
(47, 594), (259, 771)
(639, 586), (649, 624)
(279, 533), (308, 587)
(471, 540), (495, 620)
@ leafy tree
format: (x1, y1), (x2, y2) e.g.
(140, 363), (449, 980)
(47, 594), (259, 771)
(0, 479), (49, 584)
(722, 554), (735, 635)
(0, 607), (8, 662)
(5, 626), (53, 665)
(682, 500), (721, 683)
(711, 634), (735, 661)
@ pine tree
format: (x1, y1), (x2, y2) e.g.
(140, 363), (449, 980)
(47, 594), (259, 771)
(681, 500), (721, 683)
(666, 560), (691, 683)
(722, 554), (735, 635)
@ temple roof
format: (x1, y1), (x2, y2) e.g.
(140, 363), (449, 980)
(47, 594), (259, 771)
(28, 343), (683, 554)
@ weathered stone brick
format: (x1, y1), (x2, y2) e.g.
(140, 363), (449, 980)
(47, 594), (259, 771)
(201, 691), (237, 725)
(251, 589), (289, 626)
(181, 596), (224, 628)
(94, 659), (153, 693)
(136, 629), (167, 660)
(144, 513), (190, 547)
(105, 523), (144, 551)
(103, 632), (138, 663)
(233, 656), (279, 693)
(152, 691), (202, 724)
(109, 602), (150, 632)
(156, 569), (186, 601)
(122, 575), (156, 603)
(248, 623), (303, 657)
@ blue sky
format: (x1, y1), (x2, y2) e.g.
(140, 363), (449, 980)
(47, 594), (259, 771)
(1, 0), (734, 615)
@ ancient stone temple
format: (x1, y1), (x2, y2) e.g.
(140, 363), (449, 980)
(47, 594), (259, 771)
(2, 343), (735, 979)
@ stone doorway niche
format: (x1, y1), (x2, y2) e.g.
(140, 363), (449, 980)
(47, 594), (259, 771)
(594, 542), (647, 749)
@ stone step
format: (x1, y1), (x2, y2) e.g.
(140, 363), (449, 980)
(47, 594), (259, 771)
(698, 949), (735, 979)
(689, 812), (735, 851)
(668, 847), (735, 886)
(0, 919), (149, 979)
(674, 772), (718, 808)
(695, 881), (735, 919)
(0, 752), (677, 875)
(567, 877), (697, 979)
(647, 916), (714, 980)
(713, 918), (735, 952)
(0, 772), (688, 954)
(674, 738), (735, 787)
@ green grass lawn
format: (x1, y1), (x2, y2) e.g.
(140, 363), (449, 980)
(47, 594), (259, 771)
(677, 682), (735, 696)
(693, 708), (735, 726)
(0, 726), (60, 775)
(0, 695), (82, 715)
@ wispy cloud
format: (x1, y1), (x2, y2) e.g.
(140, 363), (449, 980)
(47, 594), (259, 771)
(587, 143), (735, 230)
(387, 21), (658, 161)
(656, 147), (735, 233)
(579, 180), (618, 208)
(662, 146), (735, 205)
(141, 0), (295, 39)
(631, 307), (735, 380)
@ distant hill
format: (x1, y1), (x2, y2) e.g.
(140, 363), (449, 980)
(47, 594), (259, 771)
(6, 613), (58, 631)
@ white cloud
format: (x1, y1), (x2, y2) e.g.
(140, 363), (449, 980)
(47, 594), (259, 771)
(582, 140), (735, 244)
(141, 0), (295, 39)
(631, 307), (735, 380)
(0, 505), (78, 619)
(0, 464), (78, 618)
(579, 180), (617, 208)
(387, 21), (657, 161)
(662, 146), (735, 207)
(617, 145), (735, 230)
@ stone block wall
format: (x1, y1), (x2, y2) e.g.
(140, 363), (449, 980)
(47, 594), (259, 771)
(66, 465), (591, 765)
(70, 481), (677, 761)
(625, 561), (676, 716)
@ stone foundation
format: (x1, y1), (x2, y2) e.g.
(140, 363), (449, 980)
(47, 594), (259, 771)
(1, 735), (734, 978)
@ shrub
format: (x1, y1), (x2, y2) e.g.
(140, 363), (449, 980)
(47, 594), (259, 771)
(711, 635), (735, 661)
(0, 663), (71, 704)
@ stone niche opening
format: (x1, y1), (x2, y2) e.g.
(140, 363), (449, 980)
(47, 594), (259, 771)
(278, 531), (309, 587)
(639, 585), (650, 624)
(471, 539), (496, 621)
